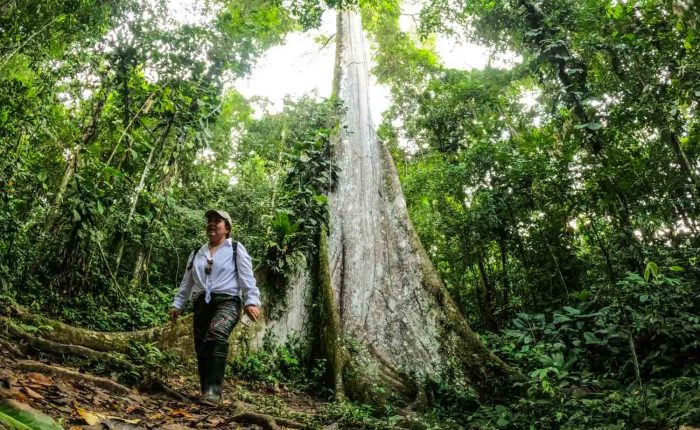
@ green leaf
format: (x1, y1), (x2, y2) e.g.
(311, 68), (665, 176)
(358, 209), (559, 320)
(0, 411), (31, 430)
(553, 313), (572, 324)
(563, 306), (581, 315)
(644, 261), (659, 282)
(102, 166), (122, 179)
(583, 122), (603, 130)
(583, 332), (604, 345)
(496, 416), (510, 427)
(0, 399), (63, 430)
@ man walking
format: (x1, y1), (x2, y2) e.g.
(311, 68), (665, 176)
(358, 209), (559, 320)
(169, 209), (261, 405)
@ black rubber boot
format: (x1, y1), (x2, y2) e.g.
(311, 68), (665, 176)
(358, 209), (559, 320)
(196, 353), (207, 394)
(200, 341), (228, 405)
(193, 295), (210, 395)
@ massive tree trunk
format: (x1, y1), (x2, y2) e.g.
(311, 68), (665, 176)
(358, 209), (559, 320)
(319, 9), (512, 403)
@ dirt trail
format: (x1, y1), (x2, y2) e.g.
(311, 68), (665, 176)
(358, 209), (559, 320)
(0, 339), (327, 430)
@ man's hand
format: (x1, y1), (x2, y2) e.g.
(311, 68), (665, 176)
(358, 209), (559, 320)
(169, 307), (181, 323)
(244, 305), (261, 321)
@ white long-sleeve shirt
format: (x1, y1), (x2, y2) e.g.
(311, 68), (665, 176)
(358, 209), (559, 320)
(172, 238), (261, 310)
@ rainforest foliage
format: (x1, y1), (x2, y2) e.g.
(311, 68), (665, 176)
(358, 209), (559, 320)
(1, 0), (338, 329)
(1, 0), (699, 429)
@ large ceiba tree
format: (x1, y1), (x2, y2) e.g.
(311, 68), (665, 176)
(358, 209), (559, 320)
(315, 9), (511, 401)
(3, 6), (513, 405)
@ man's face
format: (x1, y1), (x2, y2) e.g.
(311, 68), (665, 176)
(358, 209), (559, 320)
(206, 215), (229, 242)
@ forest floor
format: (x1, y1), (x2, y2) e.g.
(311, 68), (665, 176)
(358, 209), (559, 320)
(3, 330), (700, 430)
(0, 340), (341, 430)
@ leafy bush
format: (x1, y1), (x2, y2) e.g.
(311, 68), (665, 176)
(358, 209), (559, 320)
(230, 332), (308, 387)
(426, 266), (700, 429)
(121, 341), (179, 384)
(259, 99), (340, 281)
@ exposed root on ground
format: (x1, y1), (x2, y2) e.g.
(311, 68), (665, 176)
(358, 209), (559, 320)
(140, 378), (194, 403)
(6, 304), (193, 354)
(223, 410), (304, 430)
(1, 316), (135, 369)
(231, 411), (282, 430)
(269, 415), (306, 429)
(0, 337), (25, 358)
(14, 360), (132, 396)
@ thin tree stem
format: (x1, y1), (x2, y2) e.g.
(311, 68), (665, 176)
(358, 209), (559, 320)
(0, 15), (59, 66)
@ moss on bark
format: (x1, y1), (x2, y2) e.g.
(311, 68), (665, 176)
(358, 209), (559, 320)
(313, 228), (346, 399)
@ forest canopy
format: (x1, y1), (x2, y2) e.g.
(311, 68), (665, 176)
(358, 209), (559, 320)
(1, 0), (699, 429)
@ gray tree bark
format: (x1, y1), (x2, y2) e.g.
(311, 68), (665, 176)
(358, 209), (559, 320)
(321, 9), (513, 402)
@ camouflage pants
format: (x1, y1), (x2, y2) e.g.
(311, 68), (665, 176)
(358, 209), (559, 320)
(193, 293), (242, 367)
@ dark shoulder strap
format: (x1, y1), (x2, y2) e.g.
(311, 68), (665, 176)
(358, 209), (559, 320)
(186, 247), (198, 271)
(232, 241), (242, 298)
(231, 241), (238, 269)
